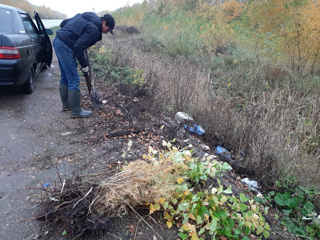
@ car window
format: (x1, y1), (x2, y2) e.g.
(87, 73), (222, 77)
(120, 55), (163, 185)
(0, 8), (13, 33)
(20, 13), (37, 34)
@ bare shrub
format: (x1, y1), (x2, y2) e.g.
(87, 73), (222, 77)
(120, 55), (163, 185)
(114, 25), (140, 35)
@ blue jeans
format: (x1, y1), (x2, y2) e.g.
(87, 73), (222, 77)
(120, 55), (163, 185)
(53, 37), (80, 90)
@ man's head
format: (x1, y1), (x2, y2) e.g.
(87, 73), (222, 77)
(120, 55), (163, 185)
(101, 14), (115, 35)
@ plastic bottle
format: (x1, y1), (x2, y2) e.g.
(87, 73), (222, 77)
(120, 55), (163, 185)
(174, 112), (193, 123)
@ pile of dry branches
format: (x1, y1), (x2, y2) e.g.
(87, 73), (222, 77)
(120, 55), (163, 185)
(32, 159), (185, 237)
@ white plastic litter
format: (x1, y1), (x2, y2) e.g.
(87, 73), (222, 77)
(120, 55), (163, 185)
(174, 112), (193, 123)
(241, 178), (260, 193)
(61, 131), (72, 136)
(201, 144), (210, 151)
(302, 212), (320, 221)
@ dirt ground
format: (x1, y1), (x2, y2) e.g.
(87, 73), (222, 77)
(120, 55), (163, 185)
(0, 53), (292, 240)
(0, 54), (197, 240)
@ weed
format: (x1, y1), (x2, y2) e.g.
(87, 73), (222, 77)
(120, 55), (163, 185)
(266, 177), (320, 239)
(88, 46), (146, 89)
(147, 141), (270, 239)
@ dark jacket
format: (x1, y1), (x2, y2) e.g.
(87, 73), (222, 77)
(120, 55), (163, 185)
(56, 12), (102, 68)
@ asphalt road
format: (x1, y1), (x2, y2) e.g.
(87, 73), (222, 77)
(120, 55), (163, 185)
(0, 61), (81, 239)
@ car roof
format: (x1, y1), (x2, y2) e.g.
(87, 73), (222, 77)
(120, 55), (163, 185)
(0, 4), (26, 14)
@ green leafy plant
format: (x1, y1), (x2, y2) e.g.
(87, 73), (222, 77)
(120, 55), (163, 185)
(269, 177), (320, 239)
(147, 141), (270, 239)
(89, 46), (146, 89)
(130, 67), (146, 88)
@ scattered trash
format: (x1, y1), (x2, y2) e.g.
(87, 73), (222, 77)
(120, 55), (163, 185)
(61, 131), (72, 136)
(201, 144), (210, 151)
(183, 124), (205, 136)
(256, 192), (264, 199)
(174, 112), (205, 135)
(302, 212), (319, 221)
(174, 112), (193, 124)
(241, 178), (261, 193)
(43, 183), (51, 188)
(214, 146), (231, 158)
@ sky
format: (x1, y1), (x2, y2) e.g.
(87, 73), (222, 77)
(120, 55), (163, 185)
(27, 0), (144, 18)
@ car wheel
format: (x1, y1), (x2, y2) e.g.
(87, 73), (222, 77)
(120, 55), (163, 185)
(22, 69), (35, 94)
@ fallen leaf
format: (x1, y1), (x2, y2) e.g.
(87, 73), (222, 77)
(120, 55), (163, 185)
(115, 109), (123, 115)
(177, 178), (184, 184)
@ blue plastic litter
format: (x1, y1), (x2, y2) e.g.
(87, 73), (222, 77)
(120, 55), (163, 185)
(183, 124), (205, 136)
(43, 183), (51, 187)
(214, 146), (231, 158)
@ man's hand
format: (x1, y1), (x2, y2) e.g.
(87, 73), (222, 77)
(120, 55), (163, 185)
(81, 66), (89, 76)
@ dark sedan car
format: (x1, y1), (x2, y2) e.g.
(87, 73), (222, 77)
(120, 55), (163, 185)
(0, 4), (53, 94)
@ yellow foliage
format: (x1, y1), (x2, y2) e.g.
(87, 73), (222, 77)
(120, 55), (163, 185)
(247, 0), (292, 34)
(177, 177), (184, 184)
(189, 213), (196, 220)
(198, 11), (235, 55)
(195, 3), (218, 21)
(278, 1), (320, 73)
(150, 203), (156, 214)
(246, 0), (320, 74)
(191, 232), (200, 240)
(220, 0), (244, 22)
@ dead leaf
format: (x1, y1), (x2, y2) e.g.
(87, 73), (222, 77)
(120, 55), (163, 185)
(177, 178), (183, 184)
(115, 109), (123, 115)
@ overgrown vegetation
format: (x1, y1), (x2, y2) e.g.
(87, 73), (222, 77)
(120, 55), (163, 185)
(34, 141), (277, 239)
(146, 141), (271, 240)
(89, 1), (320, 238)
(89, 39), (320, 238)
(94, 0), (320, 193)
(254, 176), (320, 239)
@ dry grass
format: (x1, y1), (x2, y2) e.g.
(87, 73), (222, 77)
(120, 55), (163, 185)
(101, 29), (320, 193)
(33, 150), (191, 237)
(93, 159), (185, 216)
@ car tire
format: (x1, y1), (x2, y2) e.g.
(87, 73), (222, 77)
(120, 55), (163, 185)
(22, 69), (35, 94)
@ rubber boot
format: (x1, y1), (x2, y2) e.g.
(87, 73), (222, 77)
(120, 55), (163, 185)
(59, 84), (71, 111)
(68, 90), (92, 118)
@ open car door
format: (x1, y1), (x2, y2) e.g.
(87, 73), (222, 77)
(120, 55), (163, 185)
(34, 11), (52, 68)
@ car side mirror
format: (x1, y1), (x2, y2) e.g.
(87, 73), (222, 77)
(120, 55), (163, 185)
(46, 29), (53, 35)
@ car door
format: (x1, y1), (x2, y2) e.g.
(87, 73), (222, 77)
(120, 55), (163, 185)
(34, 12), (52, 69)
(18, 12), (40, 80)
